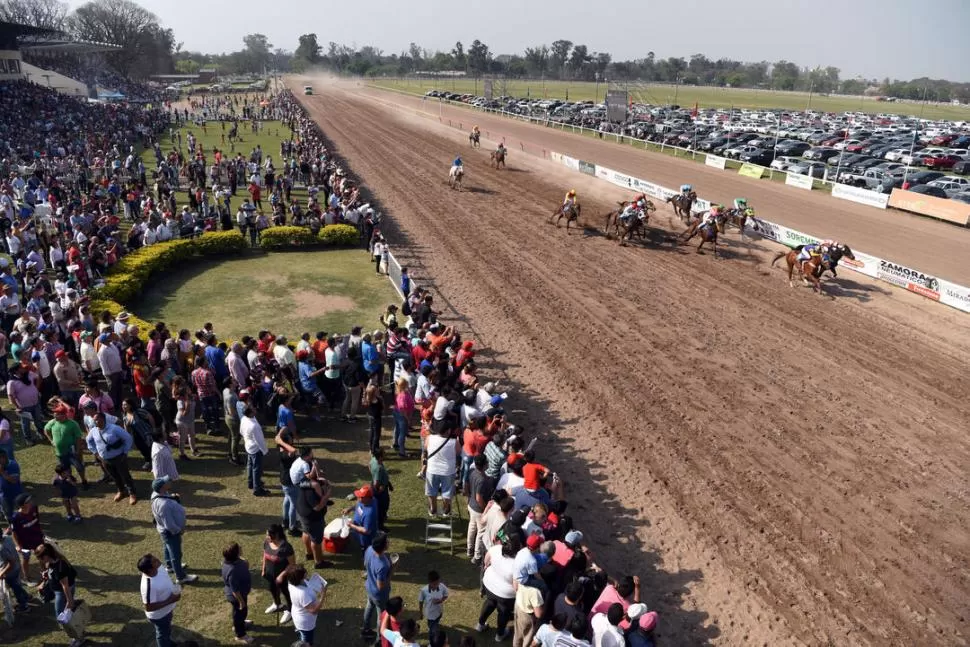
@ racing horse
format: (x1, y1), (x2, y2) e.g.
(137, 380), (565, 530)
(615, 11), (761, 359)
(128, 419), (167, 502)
(681, 213), (726, 257)
(723, 208), (750, 238)
(490, 148), (506, 169)
(603, 200), (656, 239)
(449, 165), (464, 191)
(792, 243), (855, 278)
(616, 211), (653, 246)
(771, 248), (824, 293)
(666, 191), (696, 221)
(469, 130), (481, 148)
(551, 202), (582, 233)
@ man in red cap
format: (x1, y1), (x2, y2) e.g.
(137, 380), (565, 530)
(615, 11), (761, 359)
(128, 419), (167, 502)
(345, 484), (378, 552)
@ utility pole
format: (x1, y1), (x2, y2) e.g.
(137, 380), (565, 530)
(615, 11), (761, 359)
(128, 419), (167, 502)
(902, 85), (929, 187)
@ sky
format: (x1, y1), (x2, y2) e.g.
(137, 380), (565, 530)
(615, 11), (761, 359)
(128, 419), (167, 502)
(68, 0), (970, 82)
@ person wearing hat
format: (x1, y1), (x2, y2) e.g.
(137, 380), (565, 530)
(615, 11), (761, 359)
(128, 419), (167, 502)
(53, 348), (84, 408)
(86, 411), (138, 505)
(345, 484), (379, 552)
(150, 476), (198, 585)
(43, 403), (89, 488)
(628, 610), (659, 647)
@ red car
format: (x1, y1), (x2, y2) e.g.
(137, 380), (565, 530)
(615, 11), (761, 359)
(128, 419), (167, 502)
(922, 154), (961, 169)
(931, 134), (957, 146)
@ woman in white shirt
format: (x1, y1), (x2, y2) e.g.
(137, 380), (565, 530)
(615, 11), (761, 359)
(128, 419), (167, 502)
(477, 537), (520, 638)
(286, 565), (326, 645)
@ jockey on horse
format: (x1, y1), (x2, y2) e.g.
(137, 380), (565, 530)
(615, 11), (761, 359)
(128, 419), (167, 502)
(562, 189), (579, 217)
(685, 203), (722, 238)
(618, 199), (642, 227)
(451, 154), (463, 177)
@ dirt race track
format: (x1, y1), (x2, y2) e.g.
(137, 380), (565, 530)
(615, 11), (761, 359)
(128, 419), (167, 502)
(290, 78), (970, 646)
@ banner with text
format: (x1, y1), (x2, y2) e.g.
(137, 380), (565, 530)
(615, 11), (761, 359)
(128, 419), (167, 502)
(738, 163), (767, 179)
(939, 280), (970, 314)
(705, 154), (727, 170)
(785, 173), (814, 191)
(888, 189), (970, 225)
(561, 154), (580, 172)
(578, 160), (596, 176)
(831, 183), (890, 209)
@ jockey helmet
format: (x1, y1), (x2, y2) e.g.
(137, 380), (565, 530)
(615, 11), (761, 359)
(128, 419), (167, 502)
(744, 208), (755, 216)
(568, 189), (576, 197)
(736, 198), (747, 205)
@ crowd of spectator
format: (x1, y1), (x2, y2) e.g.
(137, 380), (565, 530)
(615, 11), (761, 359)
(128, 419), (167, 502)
(20, 52), (157, 102)
(0, 87), (660, 647)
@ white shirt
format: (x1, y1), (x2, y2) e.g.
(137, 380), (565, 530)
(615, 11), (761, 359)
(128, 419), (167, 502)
(496, 472), (525, 495)
(418, 583), (449, 621)
(141, 569), (177, 620)
(590, 613), (625, 647)
(481, 545), (516, 599)
(288, 574), (326, 631)
(535, 623), (566, 647)
(425, 435), (457, 477)
(273, 344), (295, 368)
(240, 416), (267, 455)
(289, 457), (311, 486)
(98, 342), (122, 375)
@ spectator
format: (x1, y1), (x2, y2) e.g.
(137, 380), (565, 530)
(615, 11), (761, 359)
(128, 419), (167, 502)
(590, 603), (625, 647)
(150, 428), (179, 482)
(628, 611), (659, 647)
(86, 411), (137, 505)
(512, 577), (544, 647)
(52, 464), (82, 523)
(346, 484), (379, 552)
(588, 575), (640, 631)
(476, 533), (519, 639)
(0, 448), (23, 520)
(465, 454), (495, 563)
(34, 542), (77, 618)
(392, 376), (414, 458)
(361, 531), (393, 641)
(137, 553), (182, 647)
(53, 349), (84, 408)
(418, 569), (449, 644)
(425, 425), (459, 518)
(261, 524), (294, 626)
(380, 617), (420, 647)
(240, 406), (269, 496)
(379, 595), (404, 647)
(221, 542), (254, 644)
(363, 374), (383, 453)
(480, 491), (514, 558)
(120, 398), (156, 471)
(274, 425), (300, 536)
(0, 528), (31, 615)
(0, 406), (12, 460)
(9, 493), (44, 582)
(172, 377), (197, 459)
(222, 377), (242, 465)
(553, 581), (587, 629)
(340, 346), (364, 423)
(294, 464), (332, 570)
(7, 362), (44, 445)
(286, 565), (327, 644)
(533, 613), (569, 647)
(370, 447), (392, 532)
(149, 476), (198, 585)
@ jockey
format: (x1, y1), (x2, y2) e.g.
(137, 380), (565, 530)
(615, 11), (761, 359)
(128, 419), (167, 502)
(619, 200), (639, 225)
(453, 155), (463, 168)
(733, 197), (748, 212)
(472, 125), (480, 135)
(496, 142), (506, 153)
(700, 204), (722, 228)
(797, 243), (822, 264)
(680, 184), (694, 196)
(563, 189), (578, 211)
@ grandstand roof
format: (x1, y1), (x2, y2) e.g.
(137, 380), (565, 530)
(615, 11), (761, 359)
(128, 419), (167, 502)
(0, 20), (59, 49)
(19, 39), (121, 55)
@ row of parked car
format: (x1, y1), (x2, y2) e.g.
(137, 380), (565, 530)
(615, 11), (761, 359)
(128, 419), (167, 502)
(425, 88), (970, 203)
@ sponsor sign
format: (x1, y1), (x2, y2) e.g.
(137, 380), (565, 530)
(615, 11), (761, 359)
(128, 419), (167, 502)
(888, 189), (970, 226)
(561, 155), (580, 171)
(578, 160), (596, 176)
(549, 152), (564, 165)
(831, 183), (890, 209)
(738, 163), (766, 179)
(785, 172), (814, 191)
(605, 90), (628, 123)
(609, 170), (633, 189)
(837, 250), (880, 280)
(705, 154), (727, 170)
(876, 260), (940, 300)
(939, 280), (970, 314)
(693, 198), (711, 213)
(630, 178), (663, 200)
(595, 165), (611, 182)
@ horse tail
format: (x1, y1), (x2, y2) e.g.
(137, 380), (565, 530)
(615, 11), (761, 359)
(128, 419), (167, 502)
(770, 251), (787, 267)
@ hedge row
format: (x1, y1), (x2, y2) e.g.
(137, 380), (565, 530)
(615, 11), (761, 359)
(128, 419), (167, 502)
(90, 224), (362, 336)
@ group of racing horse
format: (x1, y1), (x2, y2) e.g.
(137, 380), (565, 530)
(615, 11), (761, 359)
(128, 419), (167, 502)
(459, 126), (853, 295)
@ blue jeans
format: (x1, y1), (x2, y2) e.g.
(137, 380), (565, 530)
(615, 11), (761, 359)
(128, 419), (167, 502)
(0, 438), (15, 461)
(362, 594), (387, 632)
(1, 494), (15, 521)
(149, 611), (174, 647)
(281, 484), (299, 530)
(392, 411), (407, 455)
(247, 452), (264, 490)
(160, 531), (187, 581)
(3, 571), (29, 609)
(297, 628), (315, 643)
(229, 597), (249, 637)
(460, 452), (475, 489)
(54, 584), (75, 616)
(427, 618), (441, 642)
(17, 403), (44, 442)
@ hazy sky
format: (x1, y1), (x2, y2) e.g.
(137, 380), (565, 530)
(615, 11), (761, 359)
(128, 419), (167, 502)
(69, 0), (969, 82)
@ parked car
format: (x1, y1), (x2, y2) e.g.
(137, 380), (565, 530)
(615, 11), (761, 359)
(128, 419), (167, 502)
(740, 150), (775, 165)
(939, 175), (970, 187)
(927, 180), (970, 197)
(863, 169), (904, 193)
(923, 153), (962, 169)
(724, 144), (763, 159)
(952, 160), (970, 175)
(906, 184), (948, 198)
(904, 170), (945, 186)
(884, 148), (911, 162)
(950, 192), (970, 204)
(770, 156), (803, 171)
(775, 140), (811, 156)
(803, 147), (840, 161)
(788, 161), (828, 178)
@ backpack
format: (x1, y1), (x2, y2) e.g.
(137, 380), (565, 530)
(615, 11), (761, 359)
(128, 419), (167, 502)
(400, 298), (411, 317)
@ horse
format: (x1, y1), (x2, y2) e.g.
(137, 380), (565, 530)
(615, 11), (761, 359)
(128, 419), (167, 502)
(449, 165), (464, 191)
(617, 212), (652, 245)
(551, 202), (581, 233)
(721, 208), (750, 239)
(792, 243), (855, 278)
(469, 131), (481, 148)
(771, 248), (824, 292)
(681, 214), (726, 257)
(490, 148), (506, 169)
(666, 191), (696, 221)
(604, 200), (656, 239)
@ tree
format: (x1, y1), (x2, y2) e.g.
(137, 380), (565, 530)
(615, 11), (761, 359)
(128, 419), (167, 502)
(523, 45), (548, 76)
(770, 60), (801, 91)
(408, 42), (422, 71)
(174, 58), (199, 74)
(294, 33), (321, 65)
(467, 39), (490, 75)
(451, 41), (466, 70)
(69, 0), (174, 77)
(0, 0), (67, 30)
(549, 39), (572, 78)
(568, 44), (590, 79)
(242, 33), (272, 72)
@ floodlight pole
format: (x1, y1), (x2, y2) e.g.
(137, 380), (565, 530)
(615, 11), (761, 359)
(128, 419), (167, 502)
(902, 85), (928, 186)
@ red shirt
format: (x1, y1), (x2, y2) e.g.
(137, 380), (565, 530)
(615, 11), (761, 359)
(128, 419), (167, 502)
(462, 428), (490, 457)
(523, 463), (549, 491)
(379, 612), (400, 647)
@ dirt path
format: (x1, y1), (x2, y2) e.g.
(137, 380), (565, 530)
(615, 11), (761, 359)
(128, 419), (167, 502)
(353, 83), (970, 284)
(289, 78), (970, 647)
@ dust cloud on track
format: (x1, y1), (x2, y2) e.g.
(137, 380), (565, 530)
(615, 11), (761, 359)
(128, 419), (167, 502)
(289, 78), (970, 646)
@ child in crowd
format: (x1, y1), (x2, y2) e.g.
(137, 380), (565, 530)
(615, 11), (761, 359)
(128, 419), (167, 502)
(53, 464), (82, 523)
(418, 570), (449, 644)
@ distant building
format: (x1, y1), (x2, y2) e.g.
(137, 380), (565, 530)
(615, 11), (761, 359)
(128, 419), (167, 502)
(197, 68), (217, 83)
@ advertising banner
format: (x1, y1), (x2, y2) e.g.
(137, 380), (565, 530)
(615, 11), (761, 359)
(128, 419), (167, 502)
(608, 170), (633, 190)
(875, 260), (941, 300)
(595, 165), (611, 182)
(837, 249), (881, 279)
(888, 189), (970, 225)
(831, 183), (890, 209)
(939, 280), (970, 314)
(578, 160), (596, 176)
(561, 155), (580, 171)
(549, 152), (563, 165)
(738, 163), (766, 179)
(605, 90), (628, 123)
(705, 155), (727, 170)
(785, 173), (814, 191)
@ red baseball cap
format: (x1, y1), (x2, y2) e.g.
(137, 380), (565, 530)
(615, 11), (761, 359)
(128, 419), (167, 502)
(354, 485), (374, 499)
(526, 534), (542, 550)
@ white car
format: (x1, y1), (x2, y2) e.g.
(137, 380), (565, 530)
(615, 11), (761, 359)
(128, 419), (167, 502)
(770, 156), (803, 171)
(940, 176), (970, 187)
(928, 180), (968, 198)
(884, 148), (910, 162)
(833, 139), (862, 151)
